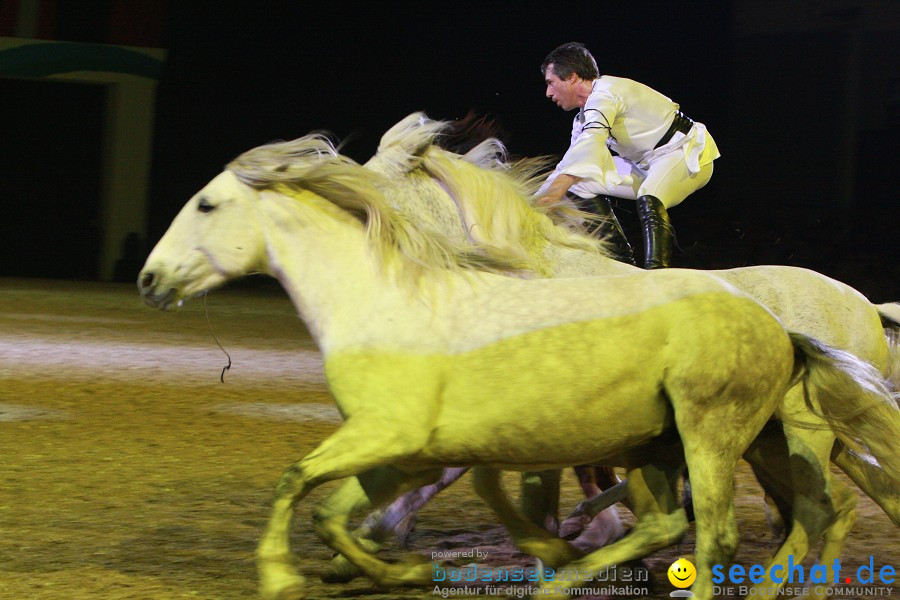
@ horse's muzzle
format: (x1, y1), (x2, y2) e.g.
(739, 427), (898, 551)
(138, 271), (177, 310)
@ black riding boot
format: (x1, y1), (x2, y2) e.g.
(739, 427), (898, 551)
(574, 195), (636, 266)
(636, 195), (674, 269)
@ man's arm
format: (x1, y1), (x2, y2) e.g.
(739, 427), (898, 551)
(547, 87), (621, 197)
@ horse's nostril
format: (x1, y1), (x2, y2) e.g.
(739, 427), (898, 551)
(140, 272), (155, 290)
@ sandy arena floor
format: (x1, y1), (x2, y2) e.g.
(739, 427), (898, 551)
(0, 277), (896, 599)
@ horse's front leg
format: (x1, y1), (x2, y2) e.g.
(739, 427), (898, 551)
(522, 466), (626, 546)
(520, 469), (562, 533)
(256, 420), (426, 600)
(319, 473), (400, 585)
(318, 466), (447, 585)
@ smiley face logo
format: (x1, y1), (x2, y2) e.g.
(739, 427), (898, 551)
(668, 558), (696, 588)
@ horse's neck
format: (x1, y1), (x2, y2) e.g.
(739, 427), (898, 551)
(364, 147), (419, 180)
(257, 192), (439, 353)
(378, 169), (472, 247)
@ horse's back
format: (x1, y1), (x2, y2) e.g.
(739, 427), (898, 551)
(714, 264), (887, 366)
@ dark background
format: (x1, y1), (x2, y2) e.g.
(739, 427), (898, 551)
(2, 0), (898, 299)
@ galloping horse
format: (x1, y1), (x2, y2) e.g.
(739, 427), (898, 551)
(331, 113), (900, 596)
(139, 133), (899, 600)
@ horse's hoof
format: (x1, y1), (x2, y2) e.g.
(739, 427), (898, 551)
(393, 513), (418, 547)
(321, 554), (362, 584)
(570, 512), (625, 552)
(558, 511), (590, 539)
(277, 585), (306, 600)
(532, 581), (568, 598)
(259, 563), (306, 600)
(374, 559), (434, 587)
(273, 583), (306, 600)
(518, 538), (583, 568)
(260, 581), (306, 600)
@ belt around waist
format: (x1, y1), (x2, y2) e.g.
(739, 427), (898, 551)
(654, 111), (694, 149)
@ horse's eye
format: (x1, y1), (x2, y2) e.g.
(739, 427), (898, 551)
(197, 198), (216, 213)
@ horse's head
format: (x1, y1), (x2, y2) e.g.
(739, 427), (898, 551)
(139, 171), (266, 310)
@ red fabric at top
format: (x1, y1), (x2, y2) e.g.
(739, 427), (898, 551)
(0, 1), (19, 37)
(108, 0), (166, 48)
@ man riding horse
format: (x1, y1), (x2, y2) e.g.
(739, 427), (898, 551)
(533, 41), (721, 535)
(536, 42), (720, 269)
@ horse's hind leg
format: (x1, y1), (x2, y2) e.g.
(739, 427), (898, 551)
(743, 422), (794, 539)
(535, 459), (688, 596)
(811, 479), (856, 600)
(674, 390), (788, 599)
(677, 445), (742, 600)
(743, 420), (854, 600)
(473, 468), (583, 568)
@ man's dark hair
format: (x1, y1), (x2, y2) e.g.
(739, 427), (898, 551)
(541, 42), (599, 80)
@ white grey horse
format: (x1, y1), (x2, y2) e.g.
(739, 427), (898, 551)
(323, 113), (900, 598)
(139, 130), (899, 599)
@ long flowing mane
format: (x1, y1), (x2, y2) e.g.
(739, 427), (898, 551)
(369, 113), (617, 271)
(225, 135), (533, 279)
(422, 146), (612, 259)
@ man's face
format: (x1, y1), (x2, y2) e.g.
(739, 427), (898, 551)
(544, 65), (579, 111)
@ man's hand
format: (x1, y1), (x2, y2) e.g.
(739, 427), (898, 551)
(536, 192), (566, 206)
(535, 173), (581, 206)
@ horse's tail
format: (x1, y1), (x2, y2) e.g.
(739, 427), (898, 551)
(832, 443), (900, 525)
(790, 332), (900, 482)
(876, 302), (900, 328)
(825, 323), (900, 524)
(875, 302), (900, 393)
